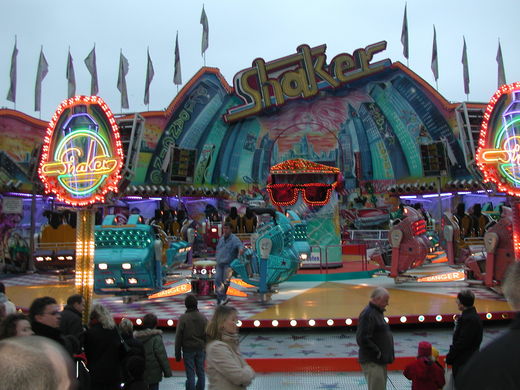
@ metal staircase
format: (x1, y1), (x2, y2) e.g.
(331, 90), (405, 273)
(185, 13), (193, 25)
(455, 103), (485, 178)
(116, 114), (145, 192)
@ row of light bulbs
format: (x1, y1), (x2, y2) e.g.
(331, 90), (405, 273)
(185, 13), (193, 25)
(127, 312), (507, 328)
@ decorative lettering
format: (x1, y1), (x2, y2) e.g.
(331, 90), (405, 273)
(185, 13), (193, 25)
(225, 41), (391, 123)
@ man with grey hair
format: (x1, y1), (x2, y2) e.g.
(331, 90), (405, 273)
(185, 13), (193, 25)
(356, 287), (395, 390)
(0, 335), (74, 389)
(456, 262), (520, 389)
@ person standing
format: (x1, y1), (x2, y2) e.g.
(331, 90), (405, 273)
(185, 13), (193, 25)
(445, 289), (483, 379)
(215, 222), (244, 305)
(205, 305), (255, 389)
(175, 294), (208, 390)
(356, 287), (395, 390)
(29, 296), (76, 355)
(60, 294), (85, 342)
(134, 313), (172, 390)
(456, 262), (520, 389)
(84, 303), (125, 390)
(0, 282), (16, 315)
(0, 313), (33, 339)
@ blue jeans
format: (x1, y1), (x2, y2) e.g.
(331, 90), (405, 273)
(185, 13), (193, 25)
(215, 263), (230, 302)
(183, 350), (205, 390)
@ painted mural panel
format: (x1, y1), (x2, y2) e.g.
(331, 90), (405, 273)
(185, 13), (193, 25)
(0, 47), (475, 194)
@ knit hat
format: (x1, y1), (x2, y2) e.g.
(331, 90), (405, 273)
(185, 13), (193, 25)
(185, 294), (198, 309)
(418, 341), (432, 357)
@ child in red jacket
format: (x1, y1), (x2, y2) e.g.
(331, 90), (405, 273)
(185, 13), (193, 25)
(403, 341), (445, 390)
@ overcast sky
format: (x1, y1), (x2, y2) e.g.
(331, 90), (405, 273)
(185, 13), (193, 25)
(1, 0), (518, 119)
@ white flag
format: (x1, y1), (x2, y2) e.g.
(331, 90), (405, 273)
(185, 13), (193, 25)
(84, 47), (99, 96)
(401, 4), (409, 60)
(431, 26), (439, 81)
(117, 51), (129, 109)
(174, 32), (182, 85)
(200, 6), (209, 55)
(497, 41), (506, 88)
(462, 37), (470, 95)
(144, 49), (154, 105)
(35, 48), (49, 112)
(6, 39), (18, 103)
(66, 51), (76, 98)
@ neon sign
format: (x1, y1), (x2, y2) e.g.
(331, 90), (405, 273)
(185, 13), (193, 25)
(38, 96), (124, 206)
(477, 82), (520, 196)
(267, 159), (340, 207)
(224, 41), (391, 123)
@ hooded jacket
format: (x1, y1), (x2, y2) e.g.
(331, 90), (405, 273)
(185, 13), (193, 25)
(404, 356), (446, 390)
(134, 328), (172, 385)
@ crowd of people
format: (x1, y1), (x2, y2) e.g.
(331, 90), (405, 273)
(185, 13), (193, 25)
(2, 262), (520, 389)
(0, 286), (254, 390)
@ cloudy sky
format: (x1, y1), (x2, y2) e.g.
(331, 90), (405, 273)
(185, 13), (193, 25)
(1, 0), (518, 119)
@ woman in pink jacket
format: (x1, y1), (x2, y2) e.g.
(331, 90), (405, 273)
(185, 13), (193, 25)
(205, 305), (255, 389)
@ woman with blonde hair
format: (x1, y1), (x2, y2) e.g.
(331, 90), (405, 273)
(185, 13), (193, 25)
(205, 305), (255, 389)
(84, 303), (125, 390)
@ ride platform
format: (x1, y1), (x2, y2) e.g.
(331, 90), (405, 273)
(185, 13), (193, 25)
(1, 254), (513, 329)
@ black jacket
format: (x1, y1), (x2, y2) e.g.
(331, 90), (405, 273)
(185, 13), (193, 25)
(59, 304), (84, 341)
(84, 322), (124, 386)
(121, 333), (145, 384)
(456, 312), (520, 390)
(446, 306), (483, 376)
(356, 302), (395, 364)
(32, 320), (77, 355)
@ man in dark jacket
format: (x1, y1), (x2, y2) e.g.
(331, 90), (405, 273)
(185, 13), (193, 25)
(29, 296), (77, 355)
(59, 294), (85, 341)
(356, 287), (394, 390)
(456, 262), (520, 389)
(445, 289), (483, 378)
(175, 294), (208, 390)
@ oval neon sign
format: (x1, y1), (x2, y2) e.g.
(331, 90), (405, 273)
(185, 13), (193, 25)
(38, 96), (124, 206)
(477, 82), (520, 197)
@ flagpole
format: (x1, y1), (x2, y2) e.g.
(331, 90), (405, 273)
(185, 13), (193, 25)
(120, 49), (123, 113)
(14, 35), (17, 111)
(39, 44), (42, 119)
(203, 52), (206, 67)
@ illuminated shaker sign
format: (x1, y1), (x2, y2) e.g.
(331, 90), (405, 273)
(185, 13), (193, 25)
(38, 96), (124, 206)
(224, 41), (391, 123)
(477, 82), (520, 196)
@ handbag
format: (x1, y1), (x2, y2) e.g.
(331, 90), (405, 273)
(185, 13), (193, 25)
(116, 327), (131, 354)
(74, 352), (91, 390)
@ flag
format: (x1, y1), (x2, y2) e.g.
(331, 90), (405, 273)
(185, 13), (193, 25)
(84, 46), (99, 96)
(174, 32), (182, 85)
(462, 36), (470, 95)
(66, 51), (76, 98)
(431, 25), (438, 81)
(401, 4), (409, 60)
(35, 48), (49, 112)
(497, 41), (506, 88)
(144, 49), (154, 105)
(200, 5), (209, 55)
(117, 51), (129, 109)
(6, 39), (18, 103)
